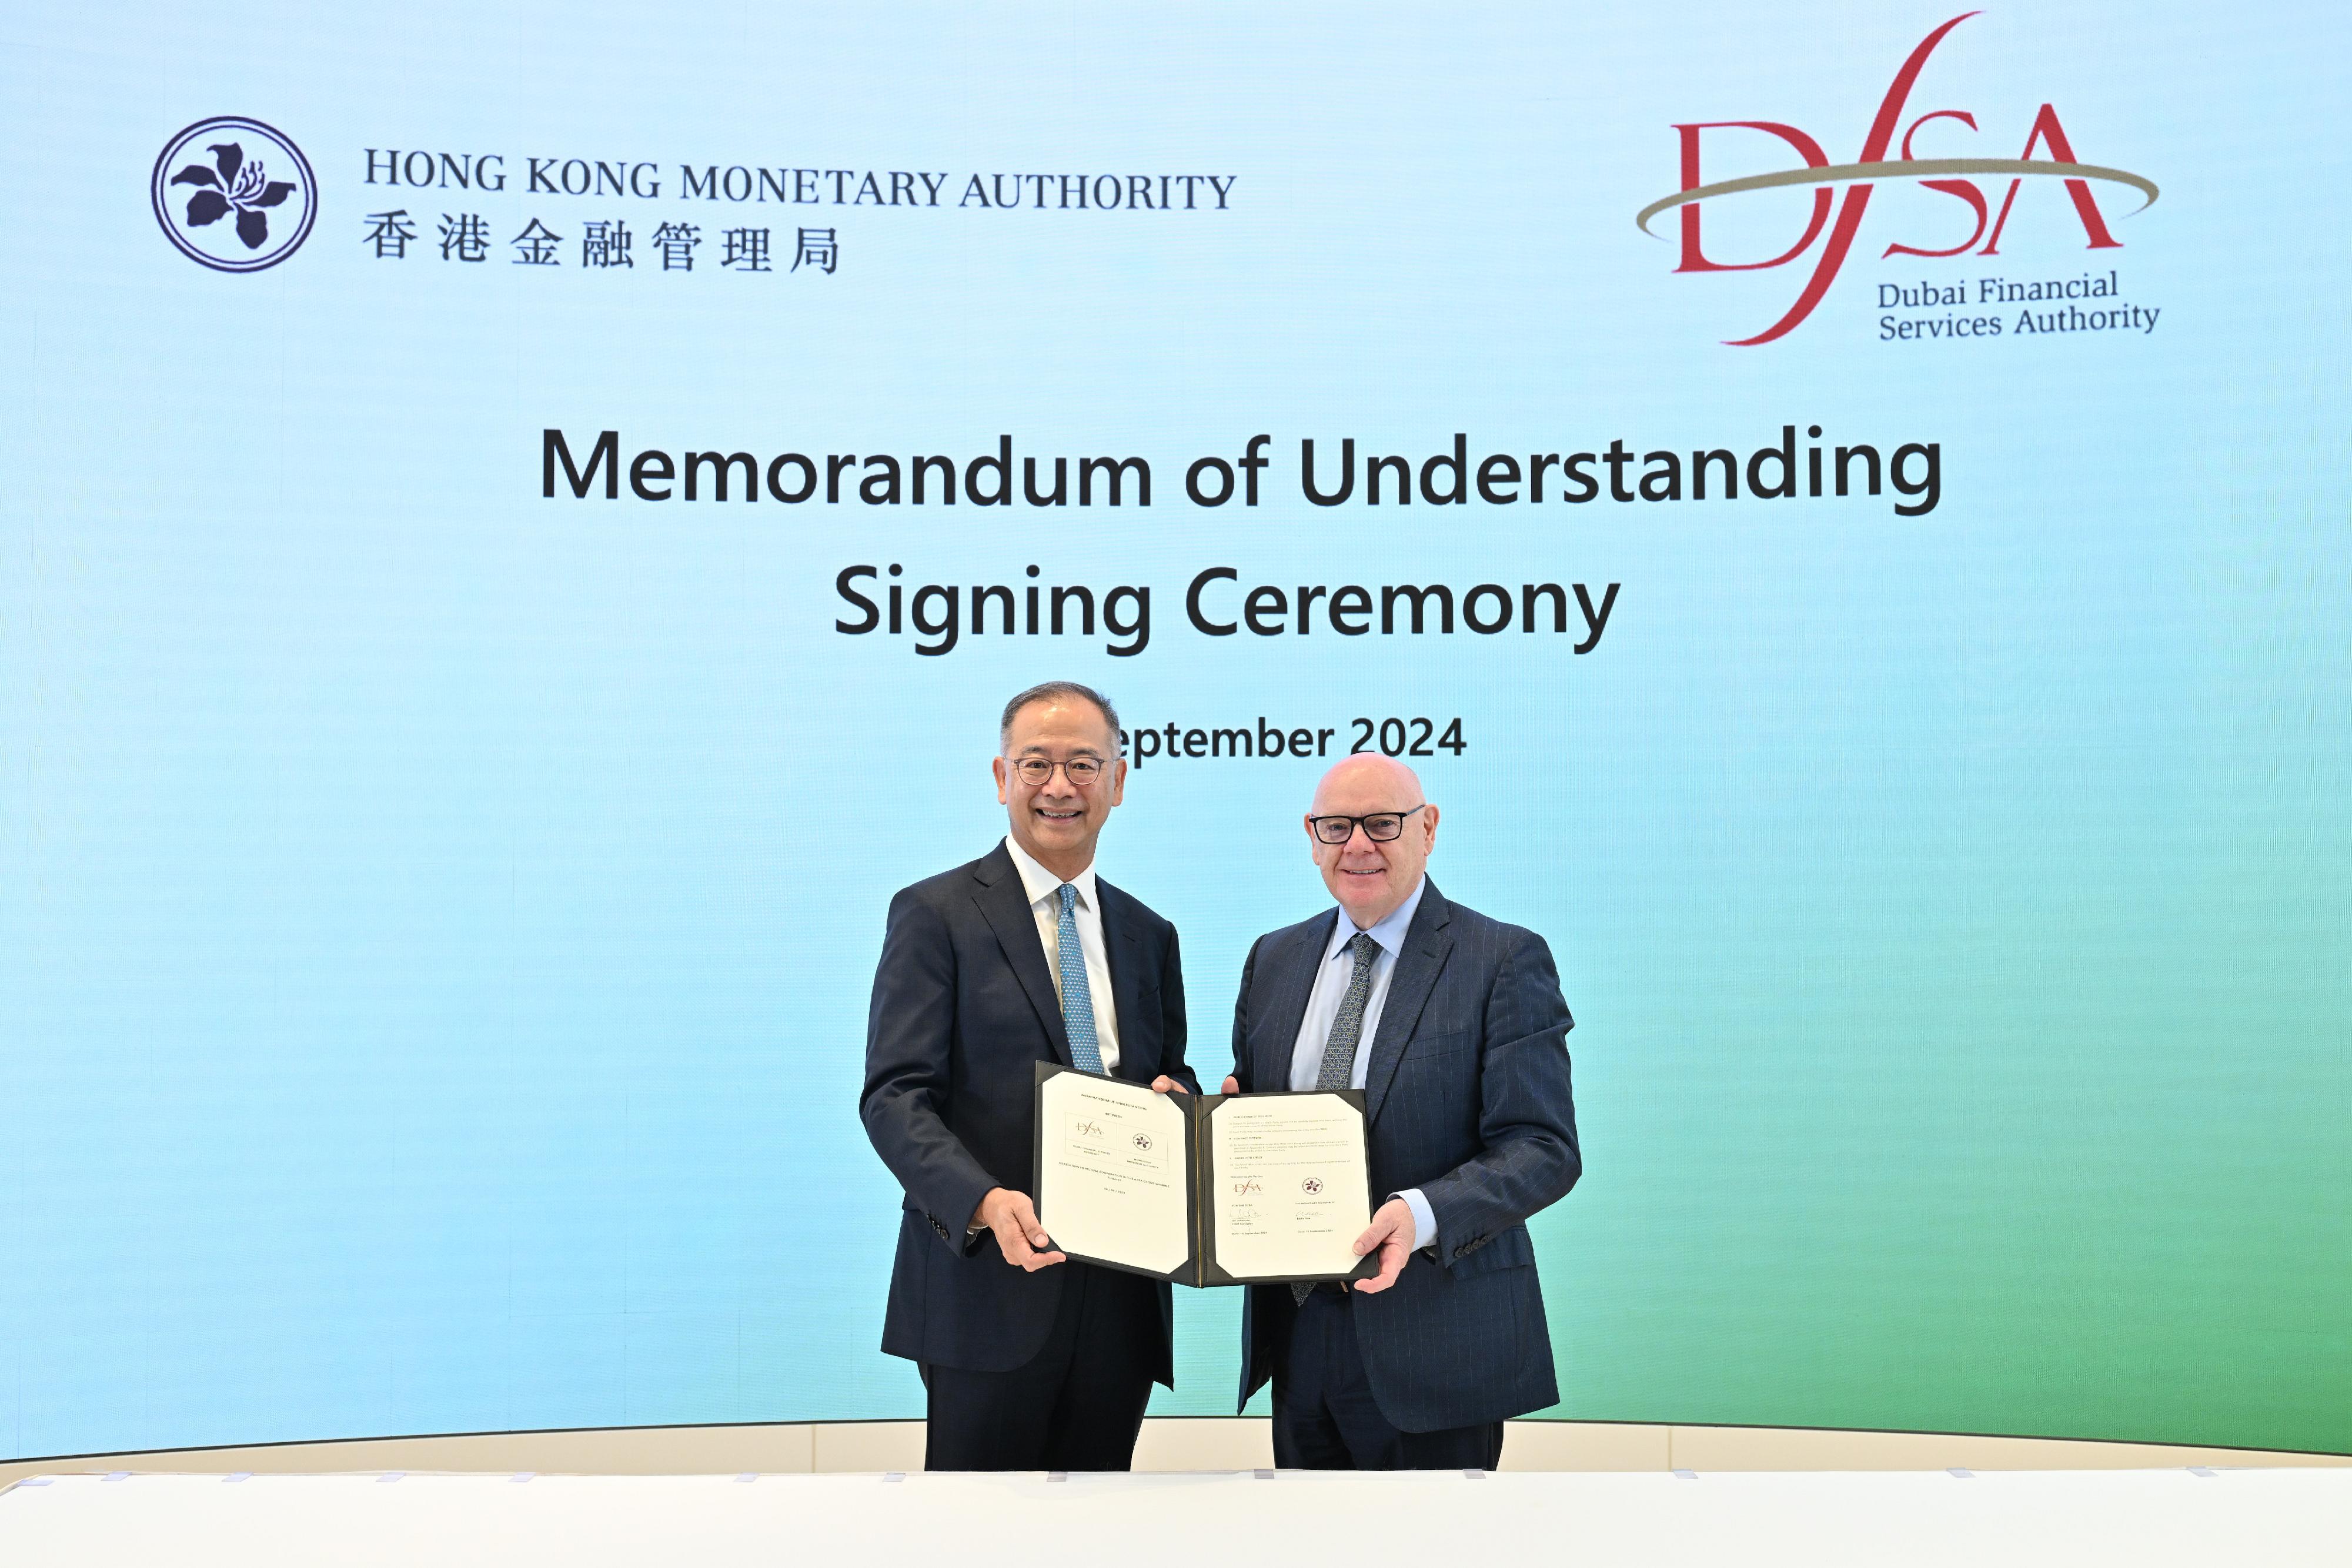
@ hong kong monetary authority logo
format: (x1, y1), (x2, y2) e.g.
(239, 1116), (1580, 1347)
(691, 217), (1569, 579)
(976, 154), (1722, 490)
(151, 116), (317, 272)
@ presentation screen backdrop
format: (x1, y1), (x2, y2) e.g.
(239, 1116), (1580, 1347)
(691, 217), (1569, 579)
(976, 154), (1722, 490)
(4, 1), (2347, 1460)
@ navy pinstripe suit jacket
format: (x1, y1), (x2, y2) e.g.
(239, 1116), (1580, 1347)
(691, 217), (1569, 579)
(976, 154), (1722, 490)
(1230, 880), (1580, 1431)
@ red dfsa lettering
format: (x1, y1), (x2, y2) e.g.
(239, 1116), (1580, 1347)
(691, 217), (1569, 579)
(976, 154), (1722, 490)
(1655, 12), (2151, 345)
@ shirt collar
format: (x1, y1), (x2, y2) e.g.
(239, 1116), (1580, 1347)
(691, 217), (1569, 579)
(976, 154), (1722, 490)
(1004, 834), (1098, 912)
(1324, 874), (1428, 964)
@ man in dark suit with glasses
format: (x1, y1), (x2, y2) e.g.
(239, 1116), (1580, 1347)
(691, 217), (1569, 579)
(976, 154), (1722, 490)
(861, 680), (1198, 1470)
(1222, 752), (1581, 1469)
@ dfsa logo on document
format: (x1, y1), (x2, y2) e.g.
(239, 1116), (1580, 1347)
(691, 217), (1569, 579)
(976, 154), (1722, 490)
(151, 116), (318, 272)
(1643, 11), (2160, 345)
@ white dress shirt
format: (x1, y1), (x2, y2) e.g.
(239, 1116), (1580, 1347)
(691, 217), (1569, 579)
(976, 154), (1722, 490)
(1004, 834), (1121, 1074)
(1288, 875), (1438, 1251)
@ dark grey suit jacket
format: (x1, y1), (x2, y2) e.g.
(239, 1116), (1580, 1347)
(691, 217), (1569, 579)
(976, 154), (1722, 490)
(1230, 880), (1579, 1430)
(861, 842), (1197, 1383)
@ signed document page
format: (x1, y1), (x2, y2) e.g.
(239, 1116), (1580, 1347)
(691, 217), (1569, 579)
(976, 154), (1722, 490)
(1035, 1069), (1191, 1277)
(1208, 1093), (1369, 1281)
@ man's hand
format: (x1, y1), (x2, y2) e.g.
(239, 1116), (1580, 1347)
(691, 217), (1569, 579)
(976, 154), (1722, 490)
(1220, 1076), (1240, 1095)
(1351, 1196), (1417, 1293)
(974, 1188), (1065, 1271)
(1149, 1075), (1188, 1094)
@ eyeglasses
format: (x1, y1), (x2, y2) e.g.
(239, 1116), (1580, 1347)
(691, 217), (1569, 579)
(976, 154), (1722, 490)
(1007, 755), (1110, 787)
(1307, 805), (1427, 845)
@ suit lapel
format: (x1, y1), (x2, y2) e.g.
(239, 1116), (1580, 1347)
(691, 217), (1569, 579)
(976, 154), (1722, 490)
(1095, 880), (1148, 1082)
(1362, 881), (1455, 1125)
(1255, 910), (1337, 1093)
(972, 845), (1072, 1066)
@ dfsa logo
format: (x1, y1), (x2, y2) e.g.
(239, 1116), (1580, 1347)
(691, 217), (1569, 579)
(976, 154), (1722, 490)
(1639, 11), (2157, 344)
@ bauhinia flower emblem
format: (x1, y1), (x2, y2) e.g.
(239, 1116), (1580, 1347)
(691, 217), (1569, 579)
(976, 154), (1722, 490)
(151, 118), (318, 272)
(170, 142), (297, 250)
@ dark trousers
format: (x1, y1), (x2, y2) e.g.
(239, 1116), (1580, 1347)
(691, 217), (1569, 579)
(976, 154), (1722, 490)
(1272, 1286), (1505, 1471)
(921, 1262), (1157, 1472)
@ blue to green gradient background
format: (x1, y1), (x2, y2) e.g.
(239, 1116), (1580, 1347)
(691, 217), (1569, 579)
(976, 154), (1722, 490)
(2, 1), (2346, 1459)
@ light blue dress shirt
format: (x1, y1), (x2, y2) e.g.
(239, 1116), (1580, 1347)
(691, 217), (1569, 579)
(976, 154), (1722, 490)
(1287, 876), (1439, 1252)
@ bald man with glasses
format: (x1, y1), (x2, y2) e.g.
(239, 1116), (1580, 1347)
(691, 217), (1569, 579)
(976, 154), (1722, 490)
(861, 680), (1198, 1471)
(1222, 754), (1582, 1470)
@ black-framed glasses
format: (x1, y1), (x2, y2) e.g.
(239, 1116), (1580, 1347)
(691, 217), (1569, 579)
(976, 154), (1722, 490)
(1307, 805), (1426, 845)
(1008, 755), (1110, 787)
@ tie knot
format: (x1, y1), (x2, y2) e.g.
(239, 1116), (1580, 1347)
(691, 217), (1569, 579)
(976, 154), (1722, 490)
(1058, 882), (1078, 913)
(1348, 931), (1378, 964)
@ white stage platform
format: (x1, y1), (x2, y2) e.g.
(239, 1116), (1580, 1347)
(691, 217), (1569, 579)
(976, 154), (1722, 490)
(5, 1467), (2348, 1567)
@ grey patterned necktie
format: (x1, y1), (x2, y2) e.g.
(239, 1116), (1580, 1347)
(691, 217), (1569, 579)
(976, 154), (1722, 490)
(1317, 932), (1381, 1091)
(1297, 931), (1380, 1304)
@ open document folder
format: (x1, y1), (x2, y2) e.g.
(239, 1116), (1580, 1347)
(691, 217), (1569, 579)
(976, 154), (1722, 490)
(1033, 1062), (1376, 1288)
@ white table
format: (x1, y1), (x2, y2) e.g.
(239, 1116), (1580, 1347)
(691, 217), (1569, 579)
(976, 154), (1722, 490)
(5, 1467), (2348, 1567)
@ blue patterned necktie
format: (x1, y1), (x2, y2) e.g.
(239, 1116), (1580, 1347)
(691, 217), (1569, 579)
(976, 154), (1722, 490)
(1297, 932), (1381, 1303)
(1056, 882), (1104, 1074)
